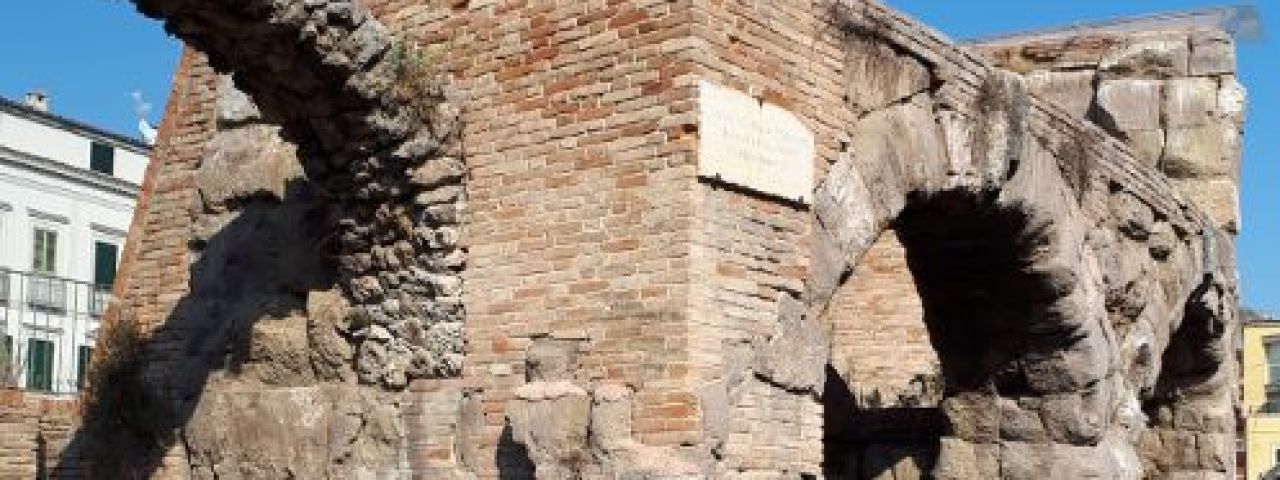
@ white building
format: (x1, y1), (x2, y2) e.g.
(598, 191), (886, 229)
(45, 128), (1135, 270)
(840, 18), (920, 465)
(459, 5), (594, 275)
(0, 92), (149, 394)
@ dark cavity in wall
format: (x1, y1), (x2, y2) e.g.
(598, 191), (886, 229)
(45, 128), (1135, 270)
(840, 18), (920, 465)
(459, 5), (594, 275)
(822, 188), (1063, 478)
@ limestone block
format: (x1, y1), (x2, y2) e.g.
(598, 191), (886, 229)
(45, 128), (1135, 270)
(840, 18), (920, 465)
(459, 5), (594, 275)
(1123, 129), (1166, 168)
(525, 337), (583, 382)
(933, 438), (999, 480)
(196, 124), (303, 211)
(184, 384), (404, 479)
(216, 76), (262, 127)
(851, 96), (948, 198)
(1094, 79), (1163, 132)
(246, 314), (316, 386)
(1164, 78), (1219, 129)
(1099, 32), (1190, 78)
(1162, 125), (1240, 178)
(507, 381), (592, 478)
(1024, 70), (1096, 119)
(752, 294), (828, 395)
(998, 397), (1048, 442)
(942, 393), (998, 443)
(1169, 177), (1240, 234)
(844, 36), (933, 115)
(1189, 30), (1235, 76)
(1217, 76), (1247, 127)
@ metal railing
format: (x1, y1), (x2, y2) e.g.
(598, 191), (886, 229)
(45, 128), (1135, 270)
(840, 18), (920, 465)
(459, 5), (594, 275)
(0, 268), (106, 395)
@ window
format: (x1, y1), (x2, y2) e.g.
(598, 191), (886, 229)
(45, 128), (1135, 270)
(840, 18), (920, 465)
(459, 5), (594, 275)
(26, 338), (53, 391)
(93, 241), (118, 288)
(31, 227), (57, 274)
(77, 345), (92, 389)
(90, 142), (114, 175)
(90, 241), (119, 316)
(1, 335), (12, 384)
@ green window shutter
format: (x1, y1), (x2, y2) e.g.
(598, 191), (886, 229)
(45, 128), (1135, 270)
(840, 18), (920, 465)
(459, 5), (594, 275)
(90, 142), (115, 175)
(1, 335), (10, 380)
(93, 242), (119, 288)
(77, 346), (93, 389)
(26, 339), (53, 391)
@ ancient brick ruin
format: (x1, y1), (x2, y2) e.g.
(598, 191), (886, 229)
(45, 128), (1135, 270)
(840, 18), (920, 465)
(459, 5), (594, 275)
(3, 1), (1247, 479)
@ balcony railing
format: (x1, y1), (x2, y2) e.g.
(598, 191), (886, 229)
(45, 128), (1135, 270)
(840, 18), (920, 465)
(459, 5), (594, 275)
(0, 268), (106, 395)
(27, 273), (68, 311)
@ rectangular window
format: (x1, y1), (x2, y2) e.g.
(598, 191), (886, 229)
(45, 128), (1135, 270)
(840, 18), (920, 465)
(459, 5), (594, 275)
(26, 338), (53, 391)
(31, 228), (57, 274)
(1267, 342), (1280, 385)
(1, 335), (11, 385)
(93, 241), (118, 288)
(90, 142), (114, 176)
(77, 345), (92, 390)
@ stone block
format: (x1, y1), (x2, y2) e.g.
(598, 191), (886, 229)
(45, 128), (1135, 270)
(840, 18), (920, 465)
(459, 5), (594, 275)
(1094, 79), (1163, 132)
(844, 36), (933, 115)
(1189, 30), (1235, 76)
(1169, 177), (1240, 234)
(1024, 70), (1096, 119)
(1099, 32), (1190, 78)
(1164, 78), (1219, 129)
(1162, 124), (1240, 178)
(1123, 129), (1165, 168)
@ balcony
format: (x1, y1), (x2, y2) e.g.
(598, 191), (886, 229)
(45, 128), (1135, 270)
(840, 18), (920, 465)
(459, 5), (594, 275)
(26, 274), (67, 312)
(0, 269), (105, 395)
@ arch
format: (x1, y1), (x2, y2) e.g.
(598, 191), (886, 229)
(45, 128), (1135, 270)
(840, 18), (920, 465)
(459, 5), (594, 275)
(804, 69), (1237, 478)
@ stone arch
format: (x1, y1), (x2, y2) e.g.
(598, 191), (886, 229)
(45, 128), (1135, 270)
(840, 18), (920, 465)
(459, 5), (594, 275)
(806, 68), (1236, 478)
(122, 1), (467, 389)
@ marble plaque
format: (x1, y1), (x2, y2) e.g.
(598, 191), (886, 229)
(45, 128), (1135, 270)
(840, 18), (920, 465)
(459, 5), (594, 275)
(697, 80), (814, 204)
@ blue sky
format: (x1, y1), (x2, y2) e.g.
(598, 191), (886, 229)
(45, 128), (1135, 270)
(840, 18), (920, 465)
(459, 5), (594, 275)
(0, 1), (1274, 313)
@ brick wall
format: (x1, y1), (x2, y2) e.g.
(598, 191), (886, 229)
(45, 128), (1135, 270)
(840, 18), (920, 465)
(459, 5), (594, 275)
(112, 48), (215, 332)
(89, 1), (1243, 478)
(375, 1), (706, 475)
(827, 229), (936, 406)
(0, 390), (84, 478)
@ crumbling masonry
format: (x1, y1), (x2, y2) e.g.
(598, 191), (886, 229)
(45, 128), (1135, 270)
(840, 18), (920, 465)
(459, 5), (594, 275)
(15, 1), (1245, 479)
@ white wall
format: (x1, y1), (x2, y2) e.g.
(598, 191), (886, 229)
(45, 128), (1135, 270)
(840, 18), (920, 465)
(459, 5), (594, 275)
(0, 110), (149, 185)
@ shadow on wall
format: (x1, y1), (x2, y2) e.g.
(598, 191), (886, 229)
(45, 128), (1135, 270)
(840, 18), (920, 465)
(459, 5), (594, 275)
(56, 177), (339, 478)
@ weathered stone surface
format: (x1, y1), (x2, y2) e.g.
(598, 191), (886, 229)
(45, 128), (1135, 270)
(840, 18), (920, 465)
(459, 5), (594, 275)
(1098, 32), (1190, 78)
(1170, 177), (1241, 234)
(195, 124), (302, 211)
(844, 35), (933, 115)
(1164, 77), (1220, 129)
(88, 1), (1243, 479)
(753, 294), (829, 395)
(1189, 30), (1236, 76)
(1024, 69), (1096, 118)
(1094, 79), (1164, 132)
(216, 76), (262, 127)
(184, 384), (405, 479)
(1163, 125), (1240, 178)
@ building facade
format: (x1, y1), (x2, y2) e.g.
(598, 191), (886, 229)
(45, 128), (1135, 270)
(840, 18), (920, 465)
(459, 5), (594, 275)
(1245, 319), (1280, 479)
(0, 94), (149, 394)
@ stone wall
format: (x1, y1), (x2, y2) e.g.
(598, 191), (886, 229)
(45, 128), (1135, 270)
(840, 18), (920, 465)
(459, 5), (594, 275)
(57, 1), (1247, 478)
(975, 29), (1245, 234)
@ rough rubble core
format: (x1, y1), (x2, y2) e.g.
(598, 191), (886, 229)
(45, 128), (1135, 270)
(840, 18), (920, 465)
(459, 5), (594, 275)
(76, 0), (1243, 478)
(135, 0), (468, 389)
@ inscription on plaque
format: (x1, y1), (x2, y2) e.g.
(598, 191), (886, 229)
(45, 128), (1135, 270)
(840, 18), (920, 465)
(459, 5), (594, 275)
(697, 80), (815, 204)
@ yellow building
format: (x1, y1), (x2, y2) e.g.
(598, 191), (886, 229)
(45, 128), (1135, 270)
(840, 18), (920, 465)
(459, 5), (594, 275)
(1243, 320), (1280, 479)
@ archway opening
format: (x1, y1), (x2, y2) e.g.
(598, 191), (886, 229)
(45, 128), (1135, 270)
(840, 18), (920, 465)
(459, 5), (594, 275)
(821, 190), (1058, 479)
